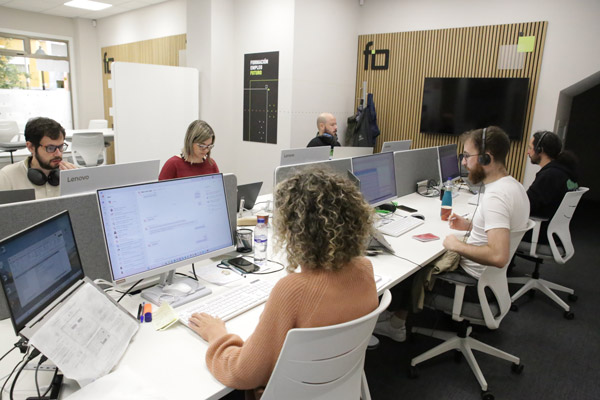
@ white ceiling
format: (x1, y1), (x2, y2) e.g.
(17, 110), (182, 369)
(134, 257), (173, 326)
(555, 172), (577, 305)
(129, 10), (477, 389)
(0, 0), (169, 19)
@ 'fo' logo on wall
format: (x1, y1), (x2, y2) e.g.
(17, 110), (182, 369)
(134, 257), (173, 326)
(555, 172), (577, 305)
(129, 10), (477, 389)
(363, 41), (389, 70)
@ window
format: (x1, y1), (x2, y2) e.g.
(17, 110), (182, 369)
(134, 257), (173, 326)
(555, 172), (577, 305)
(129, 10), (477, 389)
(0, 33), (73, 130)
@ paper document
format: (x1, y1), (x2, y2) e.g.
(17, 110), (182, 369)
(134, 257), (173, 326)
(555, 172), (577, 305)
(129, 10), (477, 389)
(29, 282), (139, 387)
(152, 303), (179, 331)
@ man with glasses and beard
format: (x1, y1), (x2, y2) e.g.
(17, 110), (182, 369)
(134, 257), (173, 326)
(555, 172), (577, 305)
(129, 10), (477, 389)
(0, 117), (76, 199)
(374, 126), (530, 343)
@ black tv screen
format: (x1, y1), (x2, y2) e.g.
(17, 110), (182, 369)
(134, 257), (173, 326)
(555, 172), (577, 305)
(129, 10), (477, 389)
(419, 77), (529, 140)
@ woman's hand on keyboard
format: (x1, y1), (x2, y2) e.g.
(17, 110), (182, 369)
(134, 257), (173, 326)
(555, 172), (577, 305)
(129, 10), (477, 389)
(188, 312), (227, 341)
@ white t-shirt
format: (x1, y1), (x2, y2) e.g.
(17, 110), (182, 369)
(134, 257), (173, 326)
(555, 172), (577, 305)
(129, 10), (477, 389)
(0, 159), (60, 199)
(460, 175), (530, 279)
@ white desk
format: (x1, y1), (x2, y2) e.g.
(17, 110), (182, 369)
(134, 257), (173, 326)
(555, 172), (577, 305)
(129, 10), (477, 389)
(0, 190), (475, 400)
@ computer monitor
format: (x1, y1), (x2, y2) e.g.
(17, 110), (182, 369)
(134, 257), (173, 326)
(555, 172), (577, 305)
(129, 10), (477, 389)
(331, 146), (373, 160)
(237, 181), (263, 212)
(60, 159), (160, 196)
(0, 189), (35, 205)
(381, 140), (412, 153)
(437, 144), (460, 183)
(280, 147), (331, 166)
(97, 174), (235, 307)
(0, 211), (85, 336)
(351, 152), (397, 207)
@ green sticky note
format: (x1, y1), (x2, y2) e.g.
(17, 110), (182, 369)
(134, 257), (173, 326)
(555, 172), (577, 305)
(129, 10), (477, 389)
(517, 36), (535, 53)
(371, 49), (376, 54)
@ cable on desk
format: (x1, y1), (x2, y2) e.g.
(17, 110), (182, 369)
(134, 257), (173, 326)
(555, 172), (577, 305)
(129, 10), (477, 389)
(251, 259), (285, 275)
(389, 252), (423, 268)
(116, 279), (143, 303)
(34, 355), (49, 398)
(3, 346), (33, 400)
(0, 347), (17, 364)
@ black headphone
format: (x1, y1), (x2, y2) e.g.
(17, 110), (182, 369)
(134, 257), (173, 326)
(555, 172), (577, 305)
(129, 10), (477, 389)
(27, 158), (60, 186)
(478, 128), (491, 166)
(534, 131), (548, 154)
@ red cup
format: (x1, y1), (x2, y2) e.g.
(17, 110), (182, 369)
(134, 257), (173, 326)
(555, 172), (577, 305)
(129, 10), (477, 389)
(441, 206), (452, 221)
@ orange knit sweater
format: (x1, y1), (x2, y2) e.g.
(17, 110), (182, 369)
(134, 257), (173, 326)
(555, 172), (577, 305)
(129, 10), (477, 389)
(205, 256), (378, 390)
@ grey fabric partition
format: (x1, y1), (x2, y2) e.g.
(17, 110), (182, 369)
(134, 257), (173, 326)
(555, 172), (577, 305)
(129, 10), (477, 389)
(0, 173), (238, 321)
(394, 147), (440, 197)
(273, 158), (353, 190)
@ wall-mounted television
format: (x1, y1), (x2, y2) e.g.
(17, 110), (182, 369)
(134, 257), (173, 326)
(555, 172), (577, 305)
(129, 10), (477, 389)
(419, 77), (529, 140)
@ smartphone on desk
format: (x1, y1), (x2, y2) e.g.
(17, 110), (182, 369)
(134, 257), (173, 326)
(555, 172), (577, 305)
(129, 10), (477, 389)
(228, 257), (260, 273)
(397, 205), (418, 213)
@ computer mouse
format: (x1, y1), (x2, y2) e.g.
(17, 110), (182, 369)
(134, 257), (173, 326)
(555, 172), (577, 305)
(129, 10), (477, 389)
(163, 282), (194, 296)
(411, 213), (426, 221)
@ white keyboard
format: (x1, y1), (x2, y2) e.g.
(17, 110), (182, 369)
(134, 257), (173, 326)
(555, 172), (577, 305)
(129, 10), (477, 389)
(377, 216), (424, 237)
(177, 279), (275, 324)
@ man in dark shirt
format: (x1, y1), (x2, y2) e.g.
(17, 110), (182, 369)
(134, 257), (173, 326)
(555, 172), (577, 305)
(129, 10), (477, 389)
(306, 113), (341, 148)
(524, 130), (578, 244)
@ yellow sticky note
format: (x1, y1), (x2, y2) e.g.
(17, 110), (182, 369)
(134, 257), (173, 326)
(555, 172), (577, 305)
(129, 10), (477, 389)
(517, 36), (535, 53)
(152, 302), (179, 331)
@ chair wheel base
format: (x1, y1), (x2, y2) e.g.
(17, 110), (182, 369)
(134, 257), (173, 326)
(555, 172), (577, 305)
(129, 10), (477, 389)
(481, 390), (494, 400)
(568, 294), (578, 302)
(408, 365), (419, 379)
(511, 362), (524, 374)
(564, 311), (574, 320)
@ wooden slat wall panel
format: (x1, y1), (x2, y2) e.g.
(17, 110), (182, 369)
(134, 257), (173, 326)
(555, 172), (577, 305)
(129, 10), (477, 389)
(356, 22), (547, 182)
(100, 34), (186, 163)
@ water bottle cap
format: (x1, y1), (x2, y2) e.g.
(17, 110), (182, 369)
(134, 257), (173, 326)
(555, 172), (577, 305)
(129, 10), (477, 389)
(257, 217), (266, 224)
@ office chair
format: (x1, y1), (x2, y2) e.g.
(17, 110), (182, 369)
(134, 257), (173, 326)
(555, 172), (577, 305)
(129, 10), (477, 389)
(88, 119), (108, 129)
(70, 131), (107, 167)
(0, 120), (25, 164)
(409, 221), (534, 400)
(509, 187), (589, 319)
(261, 290), (392, 400)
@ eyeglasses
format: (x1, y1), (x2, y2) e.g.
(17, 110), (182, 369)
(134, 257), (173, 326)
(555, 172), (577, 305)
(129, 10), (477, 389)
(462, 153), (479, 160)
(196, 143), (214, 150)
(41, 143), (69, 153)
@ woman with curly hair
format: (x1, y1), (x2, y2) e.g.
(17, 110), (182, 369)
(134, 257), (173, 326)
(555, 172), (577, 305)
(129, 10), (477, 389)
(187, 169), (379, 396)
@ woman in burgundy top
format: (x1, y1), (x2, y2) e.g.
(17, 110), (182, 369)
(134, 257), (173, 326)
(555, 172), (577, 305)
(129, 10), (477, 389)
(159, 120), (219, 180)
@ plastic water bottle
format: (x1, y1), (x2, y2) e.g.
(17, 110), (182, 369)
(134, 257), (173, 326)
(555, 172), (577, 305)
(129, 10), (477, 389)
(254, 216), (268, 266)
(441, 178), (453, 221)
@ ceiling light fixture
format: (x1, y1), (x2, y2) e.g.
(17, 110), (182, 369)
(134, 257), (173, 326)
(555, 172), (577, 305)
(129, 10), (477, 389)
(64, 0), (112, 11)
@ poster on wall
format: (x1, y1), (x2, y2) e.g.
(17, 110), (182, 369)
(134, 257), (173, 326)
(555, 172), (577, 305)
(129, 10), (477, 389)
(243, 51), (279, 144)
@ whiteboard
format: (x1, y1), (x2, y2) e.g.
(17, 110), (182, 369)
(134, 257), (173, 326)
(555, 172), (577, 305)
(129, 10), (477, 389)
(111, 62), (199, 166)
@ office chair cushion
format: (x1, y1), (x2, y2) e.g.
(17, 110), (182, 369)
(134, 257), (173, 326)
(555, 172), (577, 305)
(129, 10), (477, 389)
(517, 241), (565, 258)
(424, 272), (501, 321)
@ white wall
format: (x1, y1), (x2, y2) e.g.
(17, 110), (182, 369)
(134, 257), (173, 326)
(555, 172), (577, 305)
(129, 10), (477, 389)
(187, 0), (296, 193)
(290, 0), (361, 148)
(358, 0), (600, 188)
(95, 0), (187, 48)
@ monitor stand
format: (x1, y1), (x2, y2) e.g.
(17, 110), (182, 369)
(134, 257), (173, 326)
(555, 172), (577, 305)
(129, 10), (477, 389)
(141, 271), (212, 308)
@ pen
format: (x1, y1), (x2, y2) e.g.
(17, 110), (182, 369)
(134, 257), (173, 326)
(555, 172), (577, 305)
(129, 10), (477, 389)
(137, 304), (142, 320)
(140, 302), (145, 323)
(228, 264), (246, 278)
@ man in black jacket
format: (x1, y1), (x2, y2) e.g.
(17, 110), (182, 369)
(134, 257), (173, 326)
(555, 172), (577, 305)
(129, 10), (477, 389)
(306, 113), (341, 148)
(524, 130), (578, 244)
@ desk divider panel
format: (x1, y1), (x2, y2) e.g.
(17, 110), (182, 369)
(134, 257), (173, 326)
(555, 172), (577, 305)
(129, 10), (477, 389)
(274, 158), (353, 190)
(394, 147), (440, 197)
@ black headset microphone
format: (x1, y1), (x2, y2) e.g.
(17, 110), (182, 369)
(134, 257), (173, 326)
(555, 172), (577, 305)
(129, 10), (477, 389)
(478, 127), (491, 166)
(535, 131), (548, 154)
(27, 158), (60, 186)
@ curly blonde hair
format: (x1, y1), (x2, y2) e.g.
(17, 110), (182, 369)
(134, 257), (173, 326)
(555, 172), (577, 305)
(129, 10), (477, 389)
(274, 169), (374, 272)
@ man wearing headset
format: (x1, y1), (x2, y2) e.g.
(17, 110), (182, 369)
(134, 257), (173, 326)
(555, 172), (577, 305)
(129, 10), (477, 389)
(306, 112), (341, 148)
(523, 130), (578, 244)
(0, 117), (76, 199)
(375, 127), (530, 342)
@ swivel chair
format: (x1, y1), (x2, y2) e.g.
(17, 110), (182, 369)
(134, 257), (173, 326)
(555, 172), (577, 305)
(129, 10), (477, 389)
(262, 290), (391, 400)
(509, 187), (589, 319)
(409, 221), (534, 400)
(70, 131), (107, 167)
